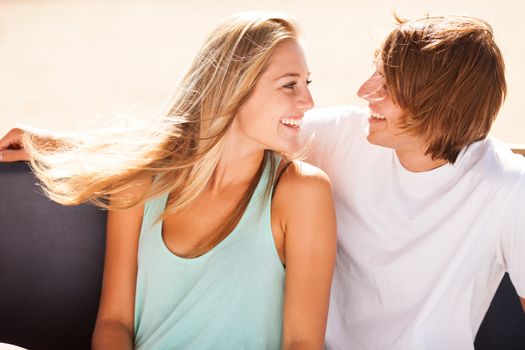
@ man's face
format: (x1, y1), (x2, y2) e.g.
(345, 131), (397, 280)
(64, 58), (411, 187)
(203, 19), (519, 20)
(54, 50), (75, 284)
(357, 61), (424, 153)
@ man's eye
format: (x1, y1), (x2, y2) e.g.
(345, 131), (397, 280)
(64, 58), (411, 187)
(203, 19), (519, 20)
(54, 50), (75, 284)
(306, 79), (312, 85)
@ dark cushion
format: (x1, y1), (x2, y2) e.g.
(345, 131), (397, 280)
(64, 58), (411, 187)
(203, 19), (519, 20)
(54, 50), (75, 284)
(475, 274), (525, 349)
(0, 162), (106, 350)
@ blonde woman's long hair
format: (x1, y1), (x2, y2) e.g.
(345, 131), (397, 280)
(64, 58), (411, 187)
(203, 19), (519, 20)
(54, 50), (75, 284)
(23, 12), (298, 257)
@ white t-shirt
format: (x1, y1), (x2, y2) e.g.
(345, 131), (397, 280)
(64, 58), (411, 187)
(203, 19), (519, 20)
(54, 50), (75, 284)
(303, 106), (525, 350)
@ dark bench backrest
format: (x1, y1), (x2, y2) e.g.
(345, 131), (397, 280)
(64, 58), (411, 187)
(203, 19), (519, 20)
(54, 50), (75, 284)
(0, 162), (106, 350)
(0, 162), (524, 349)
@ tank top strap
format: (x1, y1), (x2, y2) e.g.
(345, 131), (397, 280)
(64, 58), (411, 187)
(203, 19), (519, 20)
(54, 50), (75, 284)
(140, 191), (169, 238)
(246, 153), (283, 219)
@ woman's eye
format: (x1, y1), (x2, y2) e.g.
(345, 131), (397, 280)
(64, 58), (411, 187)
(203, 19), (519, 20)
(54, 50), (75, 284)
(283, 80), (311, 89)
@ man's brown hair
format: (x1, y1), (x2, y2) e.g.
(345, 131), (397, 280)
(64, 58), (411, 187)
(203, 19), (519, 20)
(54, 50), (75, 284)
(381, 15), (507, 163)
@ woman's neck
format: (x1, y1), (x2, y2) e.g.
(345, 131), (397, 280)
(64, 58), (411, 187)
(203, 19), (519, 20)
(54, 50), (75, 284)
(209, 132), (265, 192)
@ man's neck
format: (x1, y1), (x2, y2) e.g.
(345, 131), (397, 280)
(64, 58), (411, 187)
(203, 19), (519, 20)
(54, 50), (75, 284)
(395, 148), (448, 172)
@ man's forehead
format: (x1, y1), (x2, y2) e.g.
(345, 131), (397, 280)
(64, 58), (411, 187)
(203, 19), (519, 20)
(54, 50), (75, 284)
(372, 58), (385, 74)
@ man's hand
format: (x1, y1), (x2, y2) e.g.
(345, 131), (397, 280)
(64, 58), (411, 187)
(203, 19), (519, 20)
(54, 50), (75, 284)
(520, 297), (525, 313)
(0, 128), (29, 162)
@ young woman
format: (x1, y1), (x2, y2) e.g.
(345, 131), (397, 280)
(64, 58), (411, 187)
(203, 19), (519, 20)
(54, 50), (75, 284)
(0, 13), (336, 349)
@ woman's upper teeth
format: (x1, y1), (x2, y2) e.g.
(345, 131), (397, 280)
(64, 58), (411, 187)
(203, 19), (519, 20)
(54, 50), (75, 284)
(371, 110), (386, 120)
(280, 118), (303, 127)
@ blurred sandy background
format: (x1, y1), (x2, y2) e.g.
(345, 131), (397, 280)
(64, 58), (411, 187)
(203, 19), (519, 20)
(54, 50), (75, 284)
(1, 0), (523, 144)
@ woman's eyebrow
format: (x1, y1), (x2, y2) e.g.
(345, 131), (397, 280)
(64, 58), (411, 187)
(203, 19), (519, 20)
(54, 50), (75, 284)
(274, 72), (310, 81)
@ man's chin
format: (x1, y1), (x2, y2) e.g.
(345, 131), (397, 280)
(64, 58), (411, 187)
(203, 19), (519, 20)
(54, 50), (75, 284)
(366, 134), (393, 150)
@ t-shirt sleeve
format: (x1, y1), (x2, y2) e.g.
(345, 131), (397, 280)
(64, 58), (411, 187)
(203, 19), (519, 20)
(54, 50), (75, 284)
(498, 178), (525, 298)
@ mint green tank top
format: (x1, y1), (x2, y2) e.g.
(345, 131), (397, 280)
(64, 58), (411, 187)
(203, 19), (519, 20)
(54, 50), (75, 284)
(134, 158), (285, 349)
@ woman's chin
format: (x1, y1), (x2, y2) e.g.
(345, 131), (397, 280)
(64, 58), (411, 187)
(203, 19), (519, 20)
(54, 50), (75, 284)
(276, 140), (302, 156)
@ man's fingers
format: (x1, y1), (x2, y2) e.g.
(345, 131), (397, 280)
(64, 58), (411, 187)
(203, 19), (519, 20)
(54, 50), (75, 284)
(0, 128), (25, 150)
(0, 149), (30, 162)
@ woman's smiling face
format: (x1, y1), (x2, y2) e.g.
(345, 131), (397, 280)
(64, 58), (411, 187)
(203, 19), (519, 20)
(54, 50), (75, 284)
(232, 39), (314, 155)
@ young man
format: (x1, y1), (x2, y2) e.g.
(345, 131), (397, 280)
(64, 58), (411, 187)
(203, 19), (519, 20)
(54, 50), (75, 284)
(304, 15), (525, 350)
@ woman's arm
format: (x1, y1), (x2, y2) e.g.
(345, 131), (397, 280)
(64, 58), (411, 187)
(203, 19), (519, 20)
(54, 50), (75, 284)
(92, 179), (150, 350)
(274, 161), (337, 350)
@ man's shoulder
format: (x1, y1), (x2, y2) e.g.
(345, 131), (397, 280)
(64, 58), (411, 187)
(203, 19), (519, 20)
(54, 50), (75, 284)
(482, 138), (525, 174)
(302, 105), (369, 148)
(304, 105), (368, 129)
(464, 137), (525, 189)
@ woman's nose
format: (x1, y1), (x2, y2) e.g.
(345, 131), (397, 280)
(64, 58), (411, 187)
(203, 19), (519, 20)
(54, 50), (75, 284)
(299, 87), (315, 110)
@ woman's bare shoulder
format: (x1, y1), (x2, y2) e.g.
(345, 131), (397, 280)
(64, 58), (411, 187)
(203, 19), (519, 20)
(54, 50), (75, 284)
(272, 160), (333, 219)
(277, 160), (332, 194)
